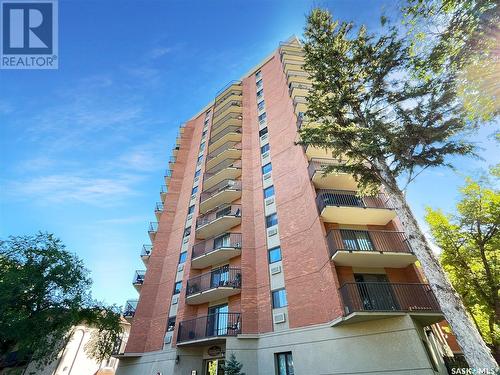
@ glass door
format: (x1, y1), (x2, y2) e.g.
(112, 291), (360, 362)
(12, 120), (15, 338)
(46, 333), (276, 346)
(354, 274), (399, 311)
(205, 359), (225, 375)
(206, 304), (228, 337)
(211, 265), (229, 288)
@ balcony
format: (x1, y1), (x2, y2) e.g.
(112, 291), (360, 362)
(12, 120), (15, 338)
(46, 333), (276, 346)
(148, 222), (158, 242)
(160, 185), (168, 202)
(191, 233), (242, 269)
(208, 126), (242, 153)
(211, 113), (243, 139)
(177, 312), (241, 345)
(154, 202), (164, 220)
(215, 81), (242, 103)
(199, 179), (242, 214)
(206, 141), (242, 171)
(164, 169), (172, 184)
(186, 267), (242, 305)
(123, 300), (138, 320)
(287, 74), (310, 86)
(279, 42), (304, 56)
(327, 229), (417, 268)
(203, 159), (242, 191)
(304, 144), (333, 159)
(141, 244), (152, 265)
(213, 101), (243, 126)
(132, 270), (146, 292)
(308, 158), (357, 190)
(336, 282), (442, 326)
(196, 205), (241, 239)
(316, 190), (396, 225)
(284, 62), (308, 78)
(215, 92), (243, 112)
(281, 53), (305, 65)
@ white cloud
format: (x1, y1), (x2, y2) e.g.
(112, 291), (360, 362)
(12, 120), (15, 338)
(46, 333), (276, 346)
(149, 46), (171, 59)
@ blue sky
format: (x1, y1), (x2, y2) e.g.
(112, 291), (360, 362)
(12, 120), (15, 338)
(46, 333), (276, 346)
(0, 0), (498, 307)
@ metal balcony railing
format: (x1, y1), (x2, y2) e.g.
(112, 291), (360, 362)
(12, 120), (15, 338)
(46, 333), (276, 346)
(307, 158), (347, 179)
(177, 312), (241, 343)
(196, 205), (241, 229)
(213, 100), (242, 120)
(155, 202), (164, 212)
(132, 270), (146, 285)
(186, 266), (242, 296)
(164, 169), (172, 178)
(316, 190), (393, 212)
(200, 180), (242, 203)
(326, 229), (412, 257)
(215, 80), (242, 101)
(192, 233), (242, 259)
(160, 185), (168, 194)
(141, 244), (152, 257)
(339, 282), (441, 315)
(204, 159), (242, 180)
(211, 113), (243, 134)
(123, 300), (138, 318)
(209, 126), (242, 146)
(207, 141), (242, 161)
(149, 222), (158, 233)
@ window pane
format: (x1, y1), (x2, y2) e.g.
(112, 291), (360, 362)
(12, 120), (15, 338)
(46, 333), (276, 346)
(262, 163), (272, 174)
(268, 247), (281, 263)
(179, 251), (187, 264)
(174, 282), (182, 294)
(272, 289), (287, 308)
(278, 354), (287, 375)
(258, 100), (265, 110)
(261, 144), (270, 154)
(259, 127), (268, 137)
(200, 142), (205, 150)
(264, 185), (275, 199)
(286, 353), (295, 375)
(194, 169), (201, 177)
(188, 205), (195, 214)
(258, 113), (267, 122)
(266, 213), (278, 228)
(257, 89), (263, 98)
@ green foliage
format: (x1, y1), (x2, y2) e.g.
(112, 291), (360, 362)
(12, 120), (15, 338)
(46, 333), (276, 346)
(425, 176), (499, 356)
(300, 8), (476, 194)
(403, 0), (499, 121)
(223, 353), (245, 375)
(0, 233), (122, 368)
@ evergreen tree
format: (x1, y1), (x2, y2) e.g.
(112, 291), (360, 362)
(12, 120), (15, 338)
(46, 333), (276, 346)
(299, 8), (498, 369)
(223, 353), (245, 375)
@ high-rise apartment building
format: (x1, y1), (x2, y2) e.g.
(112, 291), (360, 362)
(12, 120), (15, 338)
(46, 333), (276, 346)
(116, 38), (452, 375)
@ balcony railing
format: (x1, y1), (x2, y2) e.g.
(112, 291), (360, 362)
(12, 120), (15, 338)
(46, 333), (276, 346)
(213, 100), (242, 120)
(164, 169), (172, 178)
(196, 205), (241, 229)
(209, 126), (242, 146)
(327, 229), (412, 256)
(149, 222), (158, 233)
(207, 141), (242, 161)
(160, 185), (168, 194)
(186, 267), (241, 296)
(204, 159), (242, 180)
(141, 244), (152, 257)
(200, 180), (242, 203)
(316, 190), (393, 212)
(211, 113), (243, 135)
(123, 300), (138, 318)
(155, 202), (164, 213)
(339, 282), (440, 315)
(308, 158), (347, 178)
(177, 312), (241, 343)
(192, 233), (242, 259)
(132, 270), (146, 285)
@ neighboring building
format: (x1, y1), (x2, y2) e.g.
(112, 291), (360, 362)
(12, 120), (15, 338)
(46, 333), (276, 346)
(1, 320), (130, 375)
(116, 37), (453, 375)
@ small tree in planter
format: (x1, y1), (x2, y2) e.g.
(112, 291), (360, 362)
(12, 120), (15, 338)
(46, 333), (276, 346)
(223, 353), (245, 375)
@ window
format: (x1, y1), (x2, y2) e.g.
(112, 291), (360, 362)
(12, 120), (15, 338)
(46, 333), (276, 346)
(187, 205), (195, 214)
(259, 127), (268, 138)
(255, 70), (262, 79)
(276, 352), (294, 375)
(194, 169), (201, 178)
(268, 246), (281, 264)
(167, 317), (176, 332)
(256, 79), (263, 88)
(173, 281), (182, 294)
(258, 112), (267, 123)
(191, 186), (198, 195)
(178, 251), (187, 264)
(256, 89), (264, 98)
(264, 185), (275, 199)
(204, 119), (209, 126)
(262, 163), (272, 175)
(257, 100), (265, 111)
(197, 155), (203, 164)
(261, 143), (270, 154)
(202, 129), (207, 137)
(199, 142), (205, 151)
(183, 227), (191, 237)
(272, 289), (287, 308)
(266, 213), (278, 228)
(214, 233), (230, 249)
